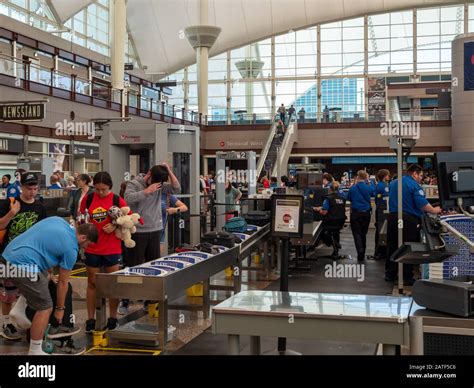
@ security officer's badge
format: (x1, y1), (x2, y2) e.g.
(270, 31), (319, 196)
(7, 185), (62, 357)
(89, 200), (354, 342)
(9, 188), (16, 196)
(418, 189), (425, 196)
(385, 187), (389, 193)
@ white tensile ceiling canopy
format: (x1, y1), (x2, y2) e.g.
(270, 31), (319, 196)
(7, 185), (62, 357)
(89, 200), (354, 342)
(48, 0), (462, 77)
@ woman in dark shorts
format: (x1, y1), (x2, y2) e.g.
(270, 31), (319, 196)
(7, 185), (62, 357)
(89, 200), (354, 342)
(79, 172), (127, 333)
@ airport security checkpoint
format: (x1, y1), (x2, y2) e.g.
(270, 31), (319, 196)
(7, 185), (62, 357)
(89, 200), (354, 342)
(0, 3), (474, 385)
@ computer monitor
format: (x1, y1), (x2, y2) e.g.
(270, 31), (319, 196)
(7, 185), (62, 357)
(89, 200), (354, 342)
(297, 172), (323, 190)
(435, 152), (474, 212)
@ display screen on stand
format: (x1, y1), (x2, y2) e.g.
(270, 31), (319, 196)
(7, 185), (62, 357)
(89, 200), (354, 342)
(270, 195), (304, 238)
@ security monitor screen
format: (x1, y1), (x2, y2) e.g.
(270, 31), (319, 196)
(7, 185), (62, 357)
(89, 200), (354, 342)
(297, 172), (323, 190)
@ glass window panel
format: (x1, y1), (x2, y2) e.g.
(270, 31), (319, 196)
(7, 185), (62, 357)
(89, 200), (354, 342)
(296, 28), (316, 43)
(390, 11), (413, 25)
(321, 53), (342, 69)
(275, 43), (296, 56)
(417, 8), (440, 24)
(320, 27), (342, 41)
(343, 27), (364, 40)
(369, 38), (391, 52)
(418, 35), (440, 47)
(441, 21), (461, 35)
(343, 18), (363, 28)
(296, 55), (316, 69)
(391, 51), (413, 64)
(343, 53), (364, 68)
(390, 23), (413, 37)
(321, 41), (342, 54)
(342, 39), (364, 53)
(440, 6), (463, 21)
(11, 0), (26, 8)
(74, 20), (85, 34)
(75, 10), (84, 22)
(440, 49), (451, 63)
(417, 22), (440, 37)
(369, 14), (390, 26)
(469, 20), (474, 33)
(275, 33), (295, 44)
(275, 67), (296, 77)
(391, 37), (412, 51)
(369, 64), (391, 73)
(418, 49), (441, 62)
(296, 42), (316, 55)
(371, 25), (390, 38)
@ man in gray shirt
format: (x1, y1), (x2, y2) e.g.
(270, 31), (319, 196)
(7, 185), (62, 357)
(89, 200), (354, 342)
(120, 163), (180, 314)
(123, 163), (180, 265)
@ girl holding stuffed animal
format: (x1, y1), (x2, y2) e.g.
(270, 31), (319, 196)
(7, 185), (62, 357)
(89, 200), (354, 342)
(79, 171), (128, 333)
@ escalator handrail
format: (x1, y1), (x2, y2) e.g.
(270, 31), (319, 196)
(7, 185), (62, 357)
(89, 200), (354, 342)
(256, 113), (280, 177)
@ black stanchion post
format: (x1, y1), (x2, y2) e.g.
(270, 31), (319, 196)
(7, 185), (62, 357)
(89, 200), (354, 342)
(277, 237), (290, 352)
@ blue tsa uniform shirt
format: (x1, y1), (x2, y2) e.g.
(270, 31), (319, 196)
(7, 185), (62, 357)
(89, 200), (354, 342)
(347, 182), (374, 211)
(388, 176), (429, 219)
(375, 181), (389, 207)
(6, 184), (20, 199)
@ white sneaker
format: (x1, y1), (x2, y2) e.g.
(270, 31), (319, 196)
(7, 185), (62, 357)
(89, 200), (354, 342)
(28, 348), (51, 356)
(117, 300), (129, 315)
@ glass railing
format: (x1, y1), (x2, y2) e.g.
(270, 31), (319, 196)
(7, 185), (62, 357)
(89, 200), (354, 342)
(75, 77), (91, 95)
(52, 70), (72, 91)
(204, 109), (451, 125)
(1, 53), (451, 126)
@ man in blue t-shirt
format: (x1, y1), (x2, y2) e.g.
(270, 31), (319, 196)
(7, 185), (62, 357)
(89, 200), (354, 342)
(347, 170), (375, 261)
(385, 164), (441, 284)
(0, 217), (98, 354)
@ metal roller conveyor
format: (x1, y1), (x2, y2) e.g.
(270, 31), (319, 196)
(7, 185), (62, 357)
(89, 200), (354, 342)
(95, 224), (270, 351)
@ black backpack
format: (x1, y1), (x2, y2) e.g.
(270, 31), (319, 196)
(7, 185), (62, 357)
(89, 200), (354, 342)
(85, 192), (120, 210)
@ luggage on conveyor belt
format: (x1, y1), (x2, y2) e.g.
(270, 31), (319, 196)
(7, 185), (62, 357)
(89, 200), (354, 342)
(223, 217), (248, 233)
(242, 224), (258, 235)
(175, 244), (198, 253)
(201, 231), (241, 248)
(243, 210), (271, 226)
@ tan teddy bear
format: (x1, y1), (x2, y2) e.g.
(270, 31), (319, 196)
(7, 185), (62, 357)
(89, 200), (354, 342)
(107, 206), (141, 248)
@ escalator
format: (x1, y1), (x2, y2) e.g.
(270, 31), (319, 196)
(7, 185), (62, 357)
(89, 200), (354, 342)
(256, 114), (298, 180)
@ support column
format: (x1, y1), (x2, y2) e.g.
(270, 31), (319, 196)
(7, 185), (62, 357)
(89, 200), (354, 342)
(316, 25), (321, 121)
(364, 16), (369, 120)
(197, 47), (209, 115)
(185, 0), (221, 116)
(451, 34), (474, 151)
(12, 40), (17, 78)
(183, 66), (189, 111)
(226, 50), (232, 124)
(110, 0), (126, 91)
(271, 37), (276, 116)
(413, 9), (417, 77)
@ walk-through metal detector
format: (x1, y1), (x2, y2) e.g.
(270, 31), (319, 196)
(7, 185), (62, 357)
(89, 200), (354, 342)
(215, 151), (257, 230)
(99, 120), (200, 246)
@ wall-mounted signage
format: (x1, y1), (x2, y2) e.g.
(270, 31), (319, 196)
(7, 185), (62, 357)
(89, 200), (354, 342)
(0, 138), (24, 153)
(73, 145), (99, 158)
(0, 103), (45, 122)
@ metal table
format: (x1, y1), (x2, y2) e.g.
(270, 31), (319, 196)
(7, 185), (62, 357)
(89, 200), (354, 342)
(95, 225), (271, 351)
(212, 290), (412, 355)
(409, 303), (474, 355)
(96, 246), (237, 351)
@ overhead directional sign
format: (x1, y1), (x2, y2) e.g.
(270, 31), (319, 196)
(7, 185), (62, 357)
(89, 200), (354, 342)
(0, 103), (45, 122)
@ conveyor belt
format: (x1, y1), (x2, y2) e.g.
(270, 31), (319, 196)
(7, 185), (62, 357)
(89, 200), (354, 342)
(95, 223), (270, 351)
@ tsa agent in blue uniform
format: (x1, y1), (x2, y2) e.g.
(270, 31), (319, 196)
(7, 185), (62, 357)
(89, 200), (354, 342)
(385, 164), (441, 284)
(347, 170), (375, 261)
(374, 169), (390, 260)
(314, 182), (346, 259)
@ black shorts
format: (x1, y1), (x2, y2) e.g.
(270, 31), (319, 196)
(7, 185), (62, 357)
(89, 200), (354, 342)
(84, 253), (121, 268)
